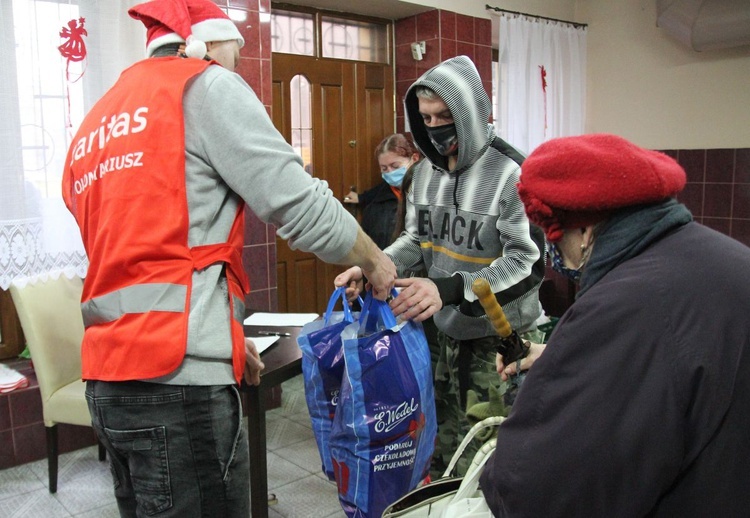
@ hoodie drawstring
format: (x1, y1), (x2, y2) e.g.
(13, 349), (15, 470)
(452, 174), (459, 214)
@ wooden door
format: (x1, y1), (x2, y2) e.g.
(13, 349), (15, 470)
(271, 53), (393, 313)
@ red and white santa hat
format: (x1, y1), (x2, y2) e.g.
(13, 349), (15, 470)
(129, 0), (244, 58)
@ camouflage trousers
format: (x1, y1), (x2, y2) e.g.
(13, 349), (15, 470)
(429, 328), (544, 479)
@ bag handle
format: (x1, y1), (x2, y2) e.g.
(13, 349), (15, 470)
(323, 286), (353, 325)
(443, 438), (497, 514)
(358, 289), (399, 333)
(442, 416), (505, 478)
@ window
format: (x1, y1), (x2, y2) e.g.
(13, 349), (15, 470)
(14, 0), (83, 200)
(271, 8), (389, 64)
(289, 75), (313, 172)
(321, 16), (387, 62)
(271, 10), (315, 56)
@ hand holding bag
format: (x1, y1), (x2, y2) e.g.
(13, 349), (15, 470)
(381, 416), (504, 518)
(297, 286), (359, 480)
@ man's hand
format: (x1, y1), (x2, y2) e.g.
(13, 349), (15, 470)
(337, 227), (396, 301)
(497, 341), (546, 380)
(243, 338), (265, 386)
(362, 249), (397, 300)
(334, 266), (365, 303)
(389, 277), (443, 322)
(335, 252), (397, 302)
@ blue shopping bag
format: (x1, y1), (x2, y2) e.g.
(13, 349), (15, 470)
(329, 290), (437, 517)
(297, 286), (361, 480)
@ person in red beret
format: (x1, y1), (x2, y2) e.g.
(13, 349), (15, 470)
(480, 133), (750, 517)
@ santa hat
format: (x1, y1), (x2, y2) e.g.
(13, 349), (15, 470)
(129, 0), (244, 58)
(517, 134), (686, 242)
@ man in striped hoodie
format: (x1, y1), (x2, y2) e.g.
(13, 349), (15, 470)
(336, 55), (545, 476)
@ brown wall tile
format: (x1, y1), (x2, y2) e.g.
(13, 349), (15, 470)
(395, 44), (418, 82)
(239, 10), (261, 59)
(395, 17), (417, 46)
(677, 182), (703, 217)
(243, 245), (270, 291)
(679, 149), (706, 183)
(439, 11), (456, 41)
(703, 184), (733, 218)
(416, 41), (441, 74)
(456, 41), (474, 61)
(13, 422), (46, 465)
(0, 430), (15, 469)
(246, 289), (272, 312)
(416, 10), (440, 41)
(705, 149), (735, 183)
(9, 388), (43, 428)
(440, 39), (457, 62)
(731, 219), (750, 247)
(474, 45), (493, 82)
(0, 395), (10, 431)
(733, 184), (750, 220)
(475, 18), (492, 46)
(456, 13), (474, 43)
(702, 217), (731, 235)
(245, 210), (268, 244)
(735, 149), (750, 183)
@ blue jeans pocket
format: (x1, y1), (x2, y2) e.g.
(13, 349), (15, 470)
(104, 425), (172, 516)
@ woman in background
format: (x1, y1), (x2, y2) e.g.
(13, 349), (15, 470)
(344, 133), (420, 249)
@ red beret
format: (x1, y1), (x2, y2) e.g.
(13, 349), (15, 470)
(517, 134), (686, 242)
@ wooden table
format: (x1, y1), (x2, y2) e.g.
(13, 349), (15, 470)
(242, 324), (304, 518)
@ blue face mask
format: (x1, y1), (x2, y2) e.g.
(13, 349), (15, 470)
(548, 242), (582, 283)
(381, 166), (407, 187)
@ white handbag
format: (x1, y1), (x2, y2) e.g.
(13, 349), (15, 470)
(381, 416), (504, 518)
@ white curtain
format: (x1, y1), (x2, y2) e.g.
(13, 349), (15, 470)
(0, 0), (145, 289)
(493, 12), (587, 156)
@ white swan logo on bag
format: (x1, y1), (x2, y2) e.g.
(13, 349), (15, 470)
(374, 398), (419, 433)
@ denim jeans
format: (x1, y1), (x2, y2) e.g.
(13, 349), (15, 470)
(86, 381), (249, 517)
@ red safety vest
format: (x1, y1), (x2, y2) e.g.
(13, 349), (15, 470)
(62, 57), (249, 384)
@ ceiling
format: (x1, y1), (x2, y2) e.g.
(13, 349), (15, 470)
(272, 0), (434, 21)
(656, 0), (750, 51)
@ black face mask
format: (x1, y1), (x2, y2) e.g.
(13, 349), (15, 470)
(425, 123), (458, 156)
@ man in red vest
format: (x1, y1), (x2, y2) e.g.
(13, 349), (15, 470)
(62, 0), (395, 515)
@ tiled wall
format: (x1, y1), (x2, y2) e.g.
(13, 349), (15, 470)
(394, 10), (493, 133)
(671, 148), (750, 246)
(539, 147), (750, 318)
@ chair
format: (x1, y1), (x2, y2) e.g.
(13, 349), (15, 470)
(9, 275), (105, 493)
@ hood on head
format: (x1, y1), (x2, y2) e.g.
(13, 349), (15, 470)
(404, 55), (493, 171)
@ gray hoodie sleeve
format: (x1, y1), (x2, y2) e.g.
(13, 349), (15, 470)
(185, 66), (359, 264)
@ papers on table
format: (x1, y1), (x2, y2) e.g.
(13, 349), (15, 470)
(243, 312), (319, 327)
(245, 335), (280, 355)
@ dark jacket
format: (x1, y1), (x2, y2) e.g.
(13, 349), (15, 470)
(359, 181), (398, 250)
(481, 221), (750, 517)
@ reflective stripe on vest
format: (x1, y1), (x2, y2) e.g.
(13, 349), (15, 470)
(232, 294), (245, 324)
(81, 283), (246, 328)
(81, 283), (187, 327)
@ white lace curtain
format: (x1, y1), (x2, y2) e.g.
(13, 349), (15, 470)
(493, 12), (587, 155)
(0, 0), (144, 289)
